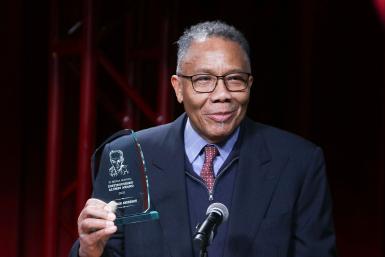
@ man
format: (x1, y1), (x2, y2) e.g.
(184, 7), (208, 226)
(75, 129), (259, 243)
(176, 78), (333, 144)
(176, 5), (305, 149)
(70, 21), (337, 257)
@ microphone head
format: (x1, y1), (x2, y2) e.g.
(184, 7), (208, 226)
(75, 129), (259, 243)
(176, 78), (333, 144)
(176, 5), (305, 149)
(206, 202), (229, 223)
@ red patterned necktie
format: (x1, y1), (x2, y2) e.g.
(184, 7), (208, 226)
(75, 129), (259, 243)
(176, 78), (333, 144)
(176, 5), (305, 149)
(200, 145), (219, 192)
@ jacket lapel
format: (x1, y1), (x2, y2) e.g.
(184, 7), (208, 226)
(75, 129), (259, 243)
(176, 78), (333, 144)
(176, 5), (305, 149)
(224, 119), (287, 257)
(146, 114), (194, 257)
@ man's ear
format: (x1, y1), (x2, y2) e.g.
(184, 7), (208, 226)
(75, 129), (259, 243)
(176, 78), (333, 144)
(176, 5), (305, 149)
(171, 75), (183, 103)
(248, 75), (253, 89)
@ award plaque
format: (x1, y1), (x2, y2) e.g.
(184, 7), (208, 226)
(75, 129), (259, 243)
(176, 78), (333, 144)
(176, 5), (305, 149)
(93, 130), (159, 225)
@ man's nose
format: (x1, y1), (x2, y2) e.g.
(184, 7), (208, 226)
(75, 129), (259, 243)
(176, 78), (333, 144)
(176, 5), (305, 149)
(210, 78), (232, 101)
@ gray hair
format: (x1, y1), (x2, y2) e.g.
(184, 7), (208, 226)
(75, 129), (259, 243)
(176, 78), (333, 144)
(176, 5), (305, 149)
(176, 21), (251, 73)
(109, 150), (124, 160)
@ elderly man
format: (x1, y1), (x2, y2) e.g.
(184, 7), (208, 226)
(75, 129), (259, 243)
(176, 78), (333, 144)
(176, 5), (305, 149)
(70, 21), (337, 257)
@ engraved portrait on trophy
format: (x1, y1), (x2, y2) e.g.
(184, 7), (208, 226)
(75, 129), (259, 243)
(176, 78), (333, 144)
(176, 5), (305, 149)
(109, 150), (129, 177)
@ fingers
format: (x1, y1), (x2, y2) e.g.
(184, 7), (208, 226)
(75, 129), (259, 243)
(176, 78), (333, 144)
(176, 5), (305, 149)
(79, 205), (116, 222)
(81, 223), (117, 240)
(78, 198), (117, 236)
(78, 225), (117, 257)
(78, 198), (116, 223)
(86, 198), (108, 207)
(106, 200), (118, 213)
(77, 198), (118, 257)
(79, 218), (115, 234)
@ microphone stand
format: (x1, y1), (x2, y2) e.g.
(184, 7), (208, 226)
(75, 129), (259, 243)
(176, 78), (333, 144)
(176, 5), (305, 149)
(199, 248), (208, 257)
(194, 224), (212, 257)
(196, 233), (209, 257)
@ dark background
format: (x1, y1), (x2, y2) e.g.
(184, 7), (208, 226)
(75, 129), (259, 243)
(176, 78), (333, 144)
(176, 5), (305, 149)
(1, 0), (384, 256)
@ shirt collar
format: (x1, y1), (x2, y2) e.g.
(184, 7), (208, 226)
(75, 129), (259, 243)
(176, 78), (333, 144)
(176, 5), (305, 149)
(184, 118), (239, 163)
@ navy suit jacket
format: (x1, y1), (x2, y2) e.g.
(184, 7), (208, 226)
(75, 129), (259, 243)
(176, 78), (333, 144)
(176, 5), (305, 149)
(69, 114), (337, 257)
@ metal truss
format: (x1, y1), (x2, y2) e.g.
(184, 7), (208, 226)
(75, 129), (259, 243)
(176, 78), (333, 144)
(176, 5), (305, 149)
(43, 0), (172, 256)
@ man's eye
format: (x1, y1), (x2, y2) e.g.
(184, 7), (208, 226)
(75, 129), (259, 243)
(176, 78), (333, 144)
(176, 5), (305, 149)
(194, 75), (213, 83)
(227, 75), (245, 82)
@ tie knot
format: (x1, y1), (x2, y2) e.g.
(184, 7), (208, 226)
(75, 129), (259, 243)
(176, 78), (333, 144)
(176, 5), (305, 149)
(204, 145), (218, 162)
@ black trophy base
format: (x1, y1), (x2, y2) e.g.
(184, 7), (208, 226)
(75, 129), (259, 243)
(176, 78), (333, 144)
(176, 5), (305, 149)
(114, 211), (159, 225)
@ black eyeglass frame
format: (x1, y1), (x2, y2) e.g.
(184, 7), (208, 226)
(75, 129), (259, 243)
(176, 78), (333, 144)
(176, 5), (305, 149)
(177, 72), (252, 93)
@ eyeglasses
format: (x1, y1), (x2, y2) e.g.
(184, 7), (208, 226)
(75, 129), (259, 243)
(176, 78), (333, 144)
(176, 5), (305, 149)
(177, 72), (252, 93)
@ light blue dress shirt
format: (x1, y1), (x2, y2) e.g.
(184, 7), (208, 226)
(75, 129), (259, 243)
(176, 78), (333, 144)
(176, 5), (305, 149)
(184, 118), (239, 176)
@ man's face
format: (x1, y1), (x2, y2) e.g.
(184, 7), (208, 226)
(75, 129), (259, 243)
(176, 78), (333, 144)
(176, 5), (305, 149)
(111, 157), (123, 171)
(171, 37), (252, 143)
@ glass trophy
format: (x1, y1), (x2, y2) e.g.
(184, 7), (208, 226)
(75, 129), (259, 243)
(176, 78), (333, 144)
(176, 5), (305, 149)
(93, 130), (159, 225)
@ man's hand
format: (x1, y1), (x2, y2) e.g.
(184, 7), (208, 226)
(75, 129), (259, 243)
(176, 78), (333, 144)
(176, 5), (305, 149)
(77, 198), (117, 257)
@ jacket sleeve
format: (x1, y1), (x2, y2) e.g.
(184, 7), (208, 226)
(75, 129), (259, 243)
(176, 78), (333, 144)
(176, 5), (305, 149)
(68, 231), (124, 257)
(292, 147), (337, 257)
(68, 240), (81, 257)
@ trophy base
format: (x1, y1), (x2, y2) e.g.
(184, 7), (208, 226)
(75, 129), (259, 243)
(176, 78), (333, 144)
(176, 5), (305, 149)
(114, 211), (160, 225)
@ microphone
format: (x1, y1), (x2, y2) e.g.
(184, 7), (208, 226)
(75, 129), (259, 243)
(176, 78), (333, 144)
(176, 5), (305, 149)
(193, 202), (229, 250)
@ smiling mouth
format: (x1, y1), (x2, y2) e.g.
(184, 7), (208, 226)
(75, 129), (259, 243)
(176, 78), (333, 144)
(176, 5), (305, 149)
(206, 112), (235, 122)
